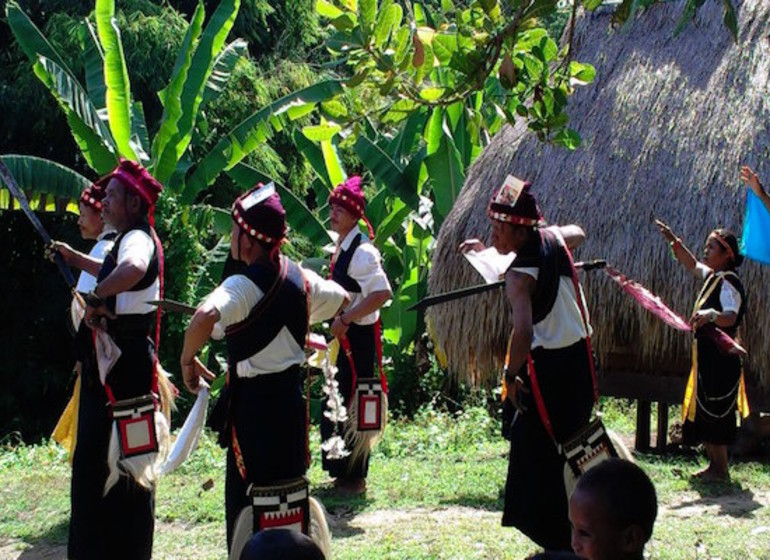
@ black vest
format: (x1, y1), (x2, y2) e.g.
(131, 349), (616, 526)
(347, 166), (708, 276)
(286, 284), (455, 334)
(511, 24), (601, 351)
(509, 228), (573, 324)
(696, 271), (746, 338)
(96, 223), (158, 333)
(225, 258), (308, 367)
(332, 232), (364, 293)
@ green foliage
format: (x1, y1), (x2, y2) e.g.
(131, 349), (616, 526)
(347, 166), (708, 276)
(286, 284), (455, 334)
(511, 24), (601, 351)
(2, 0), (342, 438)
(3, 407), (770, 559)
(0, 212), (82, 442)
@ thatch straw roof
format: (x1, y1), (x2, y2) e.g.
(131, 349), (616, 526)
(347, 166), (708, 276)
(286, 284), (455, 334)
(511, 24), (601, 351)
(429, 0), (770, 392)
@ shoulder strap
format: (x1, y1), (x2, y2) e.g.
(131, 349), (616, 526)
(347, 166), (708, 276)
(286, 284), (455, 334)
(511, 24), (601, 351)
(692, 272), (723, 315)
(511, 234), (598, 442)
(225, 257), (289, 335)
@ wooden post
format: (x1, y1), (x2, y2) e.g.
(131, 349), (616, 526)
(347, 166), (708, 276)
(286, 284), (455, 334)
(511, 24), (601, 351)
(656, 403), (669, 451)
(636, 400), (651, 451)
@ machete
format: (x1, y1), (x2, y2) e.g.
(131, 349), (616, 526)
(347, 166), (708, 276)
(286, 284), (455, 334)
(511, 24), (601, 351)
(407, 259), (607, 312)
(0, 158), (78, 288)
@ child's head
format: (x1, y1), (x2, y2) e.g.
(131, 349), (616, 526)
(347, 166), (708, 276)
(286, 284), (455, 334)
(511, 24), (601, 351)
(239, 528), (325, 560)
(569, 459), (657, 560)
(77, 185), (105, 240)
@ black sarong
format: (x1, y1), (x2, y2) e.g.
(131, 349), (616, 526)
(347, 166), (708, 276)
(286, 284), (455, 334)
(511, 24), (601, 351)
(502, 339), (594, 551)
(320, 322), (376, 479)
(225, 365), (307, 550)
(68, 331), (155, 560)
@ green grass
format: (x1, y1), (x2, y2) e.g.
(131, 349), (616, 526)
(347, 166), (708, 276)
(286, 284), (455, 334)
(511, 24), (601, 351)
(1, 401), (768, 559)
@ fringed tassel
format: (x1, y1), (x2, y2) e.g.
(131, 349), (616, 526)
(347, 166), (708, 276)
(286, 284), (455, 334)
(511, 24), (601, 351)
(309, 496), (331, 559)
(103, 411), (170, 496)
(319, 339), (350, 460)
(342, 392), (388, 475)
(156, 362), (178, 424)
(104, 422), (121, 496)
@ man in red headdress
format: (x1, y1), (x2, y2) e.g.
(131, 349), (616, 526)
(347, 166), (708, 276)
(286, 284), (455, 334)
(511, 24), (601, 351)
(180, 182), (347, 556)
(69, 159), (166, 560)
(323, 176), (392, 495)
(461, 176), (596, 552)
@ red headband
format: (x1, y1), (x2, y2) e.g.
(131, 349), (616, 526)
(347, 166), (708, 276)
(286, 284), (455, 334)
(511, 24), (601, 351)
(710, 232), (735, 261)
(80, 185), (104, 212)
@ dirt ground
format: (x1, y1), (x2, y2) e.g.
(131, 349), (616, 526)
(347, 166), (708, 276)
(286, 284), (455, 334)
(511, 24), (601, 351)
(2, 489), (769, 560)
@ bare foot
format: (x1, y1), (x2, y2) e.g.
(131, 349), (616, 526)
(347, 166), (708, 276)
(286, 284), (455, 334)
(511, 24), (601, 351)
(691, 466), (712, 479)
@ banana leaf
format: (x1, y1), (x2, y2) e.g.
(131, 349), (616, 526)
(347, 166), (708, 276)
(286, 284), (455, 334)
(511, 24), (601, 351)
(0, 155), (92, 212)
(166, 0), (240, 184)
(424, 107), (464, 228)
(35, 56), (118, 173)
(353, 135), (420, 210)
(95, 0), (136, 160)
(82, 20), (107, 115)
(202, 38), (248, 107)
(151, 2), (206, 184)
(183, 79), (344, 203)
(320, 136), (346, 188)
(5, 1), (70, 75)
(130, 102), (151, 164)
(292, 129), (333, 191)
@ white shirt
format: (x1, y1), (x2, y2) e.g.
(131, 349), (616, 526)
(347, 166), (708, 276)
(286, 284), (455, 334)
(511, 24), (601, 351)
(511, 230), (592, 350)
(71, 228), (117, 329)
(114, 229), (160, 315)
(696, 265), (742, 313)
(205, 265), (347, 378)
(333, 228), (392, 325)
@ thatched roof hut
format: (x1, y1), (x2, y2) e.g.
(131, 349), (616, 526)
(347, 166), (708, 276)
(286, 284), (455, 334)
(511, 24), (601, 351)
(429, 0), (770, 395)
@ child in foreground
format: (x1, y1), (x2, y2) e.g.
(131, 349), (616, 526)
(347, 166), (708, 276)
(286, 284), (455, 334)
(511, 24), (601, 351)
(568, 459), (657, 560)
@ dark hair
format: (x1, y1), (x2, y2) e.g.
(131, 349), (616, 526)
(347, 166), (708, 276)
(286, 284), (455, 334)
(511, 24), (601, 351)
(239, 529), (325, 560)
(712, 228), (743, 268)
(574, 459), (658, 541)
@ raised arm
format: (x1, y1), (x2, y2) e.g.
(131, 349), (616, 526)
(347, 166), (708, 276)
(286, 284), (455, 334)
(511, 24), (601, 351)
(741, 165), (770, 214)
(556, 224), (585, 250)
(654, 219), (704, 278)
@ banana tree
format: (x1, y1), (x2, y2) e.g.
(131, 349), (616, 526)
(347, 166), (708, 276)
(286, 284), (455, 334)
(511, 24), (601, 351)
(3, 0), (343, 222)
(291, 110), (436, 354)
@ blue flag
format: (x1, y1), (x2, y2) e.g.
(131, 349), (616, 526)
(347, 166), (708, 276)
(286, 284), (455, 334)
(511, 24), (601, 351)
(740, 191), (770, 266)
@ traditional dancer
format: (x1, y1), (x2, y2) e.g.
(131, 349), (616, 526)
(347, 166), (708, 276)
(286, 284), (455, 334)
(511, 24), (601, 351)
(656, 221), (748, 481)
(461, 176), (596, 551)
(69, 159), (167, 560)
(322, 176), (392, 495)
(180, 183), (346, 557)
(50, 183), (117, 457)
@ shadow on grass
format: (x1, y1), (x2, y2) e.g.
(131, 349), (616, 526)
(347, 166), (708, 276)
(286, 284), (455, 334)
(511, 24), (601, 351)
(673, 480), (763, 518)
(312, 486), (369, 539)
(7, 519), (68, 559)
(438, 492), (504, 511)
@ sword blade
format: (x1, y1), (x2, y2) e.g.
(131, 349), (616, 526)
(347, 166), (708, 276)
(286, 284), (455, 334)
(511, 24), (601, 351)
(0, 158), (77, 288)
(407, 259), (607, 312)
(147, 299), (197, 315)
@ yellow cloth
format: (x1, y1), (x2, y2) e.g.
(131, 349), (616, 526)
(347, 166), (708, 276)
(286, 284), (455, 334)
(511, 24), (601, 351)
(682, 343), (698, 422)
(737, 371), (750, 419)
(328, 337), (340, 367)
(52, 375), (80, 463)
(682, 339), (751, 422)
